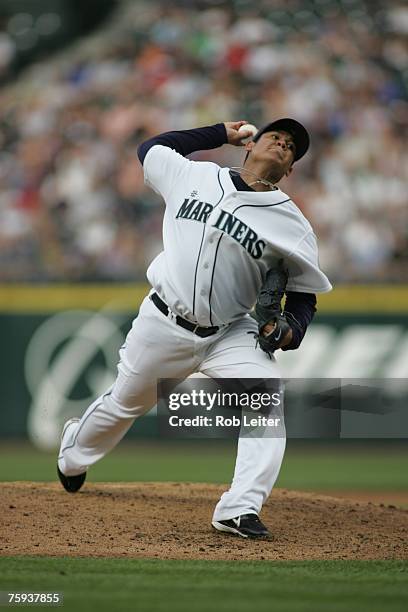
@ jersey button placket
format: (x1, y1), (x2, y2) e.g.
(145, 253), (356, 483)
(195, 227), (219, 324)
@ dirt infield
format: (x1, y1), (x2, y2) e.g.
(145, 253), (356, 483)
(1, 482), (407, 561)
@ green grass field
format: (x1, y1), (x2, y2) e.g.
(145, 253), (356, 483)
(1, 441), (407, 611)
(0, 558), (407, 612)
(0, 440), (407, 490)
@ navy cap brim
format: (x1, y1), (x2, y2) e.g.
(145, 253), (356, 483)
(253, 118), (310, 162)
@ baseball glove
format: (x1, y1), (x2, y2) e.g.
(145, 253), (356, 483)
(255, 261), (291, 355)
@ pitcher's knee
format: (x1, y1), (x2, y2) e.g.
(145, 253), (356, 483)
(108, 390), (154, 419)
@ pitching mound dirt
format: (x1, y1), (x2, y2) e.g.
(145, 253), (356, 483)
(1, 482), (407, 561)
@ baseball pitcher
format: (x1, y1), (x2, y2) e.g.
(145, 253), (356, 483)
(57, 119), (332, 539)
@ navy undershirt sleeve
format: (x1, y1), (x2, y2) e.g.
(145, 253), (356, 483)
(282, 291), (317, 351)
(137, 124), (228, 164)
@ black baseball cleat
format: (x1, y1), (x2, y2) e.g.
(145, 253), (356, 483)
(57, 465), (86, 493)
(57, 418), (86, 493)
(212, 514), (271, 539)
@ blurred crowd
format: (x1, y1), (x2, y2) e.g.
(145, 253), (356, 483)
(0, 0), (407, 283)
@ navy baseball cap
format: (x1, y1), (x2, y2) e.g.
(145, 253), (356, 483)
(253, 118), (310, 162)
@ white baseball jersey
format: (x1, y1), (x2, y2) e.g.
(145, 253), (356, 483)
(143, 144), (332, 327)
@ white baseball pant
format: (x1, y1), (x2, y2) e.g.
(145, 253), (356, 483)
(58, 294), (286, 521)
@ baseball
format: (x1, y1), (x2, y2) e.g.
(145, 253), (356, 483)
(238, 123), (258, 140)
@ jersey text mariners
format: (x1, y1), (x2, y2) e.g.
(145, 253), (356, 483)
(176, 198), (266, 259)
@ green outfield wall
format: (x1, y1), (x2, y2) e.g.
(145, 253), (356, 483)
(0, 284), (407, 446)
